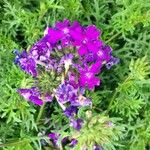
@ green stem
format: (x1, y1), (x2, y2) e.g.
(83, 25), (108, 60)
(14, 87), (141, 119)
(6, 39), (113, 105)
(106, 89), (118, 114)
(36, 103), (46, 123)
(105, 32), (121, 44)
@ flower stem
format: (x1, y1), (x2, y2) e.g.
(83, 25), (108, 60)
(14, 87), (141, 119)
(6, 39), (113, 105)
(106, 90), (118, 114)
(105, 32), (121, 44)
(36, 103), (46, 123)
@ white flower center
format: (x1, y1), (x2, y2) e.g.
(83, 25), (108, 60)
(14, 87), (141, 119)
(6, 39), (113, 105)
(85, 72), (92, 78)
(97, 50), (103, 56)
(40, 56), (47, 61)
(23, 92), (31, 99)
(32, 50), (38, 56)
(63, 28), (69, 34)
(82, 38), (88, 44)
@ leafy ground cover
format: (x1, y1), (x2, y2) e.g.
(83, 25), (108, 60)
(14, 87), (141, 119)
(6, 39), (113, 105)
(0, 0), (150, 150)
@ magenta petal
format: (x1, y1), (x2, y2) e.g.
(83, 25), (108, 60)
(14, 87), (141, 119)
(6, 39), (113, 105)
(70, 26), (83, 41)
(71, 21), (81, 29)
(47, 28), (63, 43)
(86, 42), (96, 51)
(78, 46), (88, 56)
(27, 58), (38, 77)
(70, 139), (78, 147)
(93, 40), (103, 49)
(86, 25), (101, 39)
(90, 61), (102, 74)
(86, 42), (98, 53)
(29, 95), (43, 106)
(18, 89), (31, 99)
(79, 76), (87, 87)
(88, 77), (100, 90)
(55, 19), (70, 29)
(87, 40), (103, 53)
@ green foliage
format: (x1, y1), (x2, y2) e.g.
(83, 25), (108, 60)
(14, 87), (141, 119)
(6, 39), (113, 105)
(0, 0), (150, 149)
(37, 70), (61, 94)
(129, 57), (150, 80)
(111, 0), (150, 35)
(74, 115), (124, 150)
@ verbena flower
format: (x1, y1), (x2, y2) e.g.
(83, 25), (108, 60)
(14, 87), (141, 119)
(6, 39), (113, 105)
(48, 132), (59, 146)
(44, 93), (53, 102)
(70, 25), (103, 55)
(79, 61), (101, 90)
(70, 138), (78, 147)
(70, 118), (83, 130)
(106, 56), (120, 69)
(18, 87), (43, 105)
(29, 35), (52, 62)
(14, 50), (37, 77)
(93, 145), (103, 150)
(95, 45), (112, 63)
(55, 19), (71, 46)
(71, 94), (92, 106)
(64, 106), (78, 118)
(14, 19), (119, 149)
(55, 82), (78, 104)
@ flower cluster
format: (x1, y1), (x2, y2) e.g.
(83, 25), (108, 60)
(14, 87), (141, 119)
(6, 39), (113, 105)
(14, 19), (119, 149)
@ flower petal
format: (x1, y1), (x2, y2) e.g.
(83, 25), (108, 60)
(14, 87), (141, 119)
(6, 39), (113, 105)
(86, 25), (101, 39)
(78, 46), (88, 56)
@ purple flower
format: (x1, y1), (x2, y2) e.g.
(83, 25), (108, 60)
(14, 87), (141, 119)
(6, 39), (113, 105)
(64, 106), (78, 117)
(60, 53), (74, 64)
(14, 50), (37, 77)
(68, 72), (78, 88)
(55, 83), (78, 104)
(84, 52), (96, 62)
(44, 93), (53, 102)
(29, 35), (52, 62)
(13, 21), (119, 144)
(93, 145), (103, 150)
(106, 56), (120, 69)
(48, 132), (59, 146)
(70, 118), (83, 130)
(70, 25), (102, 56)
(56, 19), (70, 33)
(106, 121), (114, 127)
(55, 19), (71, 46)
(95, 45), (112, 62)
(46, 28), (63, 44)
(72, 95), (92, 106)
(18, 87), (43, 105)
(70, 138), (78, 147)
(61, 136), (69, 145)
(56, 44), (62, 51)
(46, 58), (59, 71)
(60, 53), (74, 73)
(79, 61), (102, 90)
